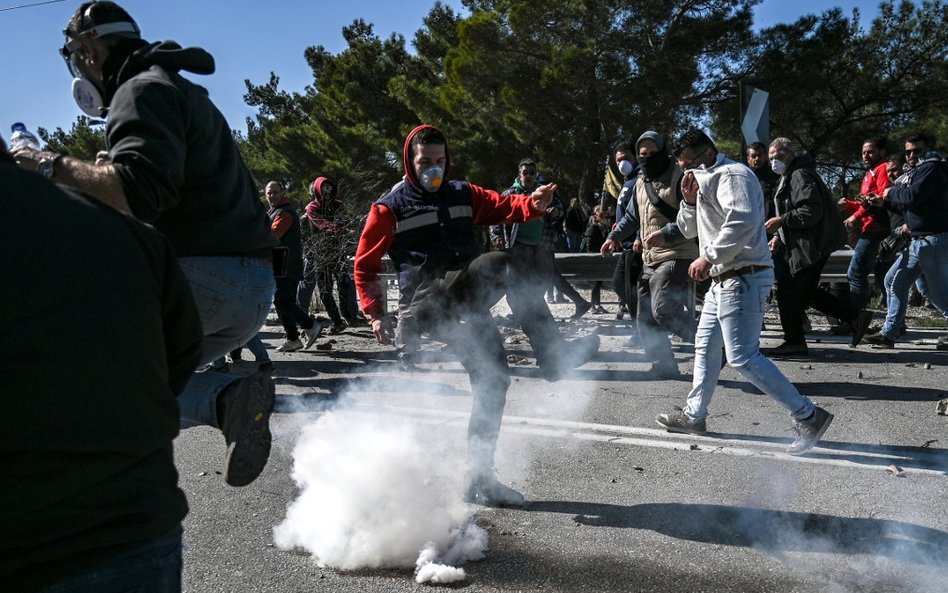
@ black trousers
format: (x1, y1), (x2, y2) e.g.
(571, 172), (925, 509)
(613, 250), (643, 312)
(407, 251), (564, 469)
(317, 267), (358, 325)
(775, 253), (857, 344)
(274, 276), (314, 340)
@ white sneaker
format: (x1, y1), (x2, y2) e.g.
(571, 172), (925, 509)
(303, 321), (325, 350)
(275, 338), (303, 352)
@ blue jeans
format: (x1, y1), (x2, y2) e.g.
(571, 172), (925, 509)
(39, 525), (182, 593)
(565, 230), (583, 253)
(177, 256), (275, 429)
(210, 333), (271, 368)
(296, 256), (318, 313)
(880, 232), (948, 339)
(848, 231), (887, 309)
(243, 333), (271, 361)
(685, 267), (814, 423)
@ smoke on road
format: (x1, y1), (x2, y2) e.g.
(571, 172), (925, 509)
(273, 404), (486, 579)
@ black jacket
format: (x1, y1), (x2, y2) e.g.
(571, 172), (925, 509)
(887, 153), (948, 236)
(1, 158), (203, 592)
(270, 202), (305, 280)
(106, 41), (276, 256)
(774, 154), (847, 275)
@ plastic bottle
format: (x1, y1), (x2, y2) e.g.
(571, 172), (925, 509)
(10, 122), (40, 151)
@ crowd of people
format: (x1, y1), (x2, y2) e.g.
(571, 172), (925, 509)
(3, 2), (946, 592)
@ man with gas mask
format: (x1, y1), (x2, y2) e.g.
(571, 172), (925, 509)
(12, 2), (278, 488)
(354, 124), (600, 507)
(654, 129), (834, 456)
(601, 131), (697, 378)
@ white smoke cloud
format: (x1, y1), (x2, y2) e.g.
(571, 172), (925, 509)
(414, 522), (488, 584)
(273, 404), (486, 580)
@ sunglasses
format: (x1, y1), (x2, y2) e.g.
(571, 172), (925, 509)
(59, 20), (140, 78)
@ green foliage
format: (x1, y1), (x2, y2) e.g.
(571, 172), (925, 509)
(712, 0), (948, 169)
(240, 19), (419, 209)
(37, 116), (106, 160)
(30, 1), (948, 211)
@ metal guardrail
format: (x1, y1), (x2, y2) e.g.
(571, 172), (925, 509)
(553, 250), (857, 283)
(361, 249), (858, 314)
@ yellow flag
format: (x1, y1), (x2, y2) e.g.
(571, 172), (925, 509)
(602, 158), (623, 202)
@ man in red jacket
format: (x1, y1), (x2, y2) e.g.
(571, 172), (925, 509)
(354, 124), (599, 507)
(837, 137), (892, 321)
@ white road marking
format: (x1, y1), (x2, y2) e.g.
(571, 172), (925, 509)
(280, 399), (947, 477)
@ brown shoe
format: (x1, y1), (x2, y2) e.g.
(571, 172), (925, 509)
(865, 331), (895, 349)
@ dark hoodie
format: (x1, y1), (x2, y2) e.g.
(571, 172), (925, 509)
(886, 151), (948, 236)
(774, 154), (847, 274)
(104, 40), (276, 256)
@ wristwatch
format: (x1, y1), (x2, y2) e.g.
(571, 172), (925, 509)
(37, 154), (61, 180)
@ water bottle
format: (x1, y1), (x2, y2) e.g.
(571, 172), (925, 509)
(10, 122), (40, 151)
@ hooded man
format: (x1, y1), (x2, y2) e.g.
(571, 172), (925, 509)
(299, 176), (362, 332)
(601, 131), (697, 378)
(354, 124), (599, 507)
(11, 1), (278, 488)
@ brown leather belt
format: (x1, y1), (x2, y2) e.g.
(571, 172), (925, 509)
(711, 265), (768, 283)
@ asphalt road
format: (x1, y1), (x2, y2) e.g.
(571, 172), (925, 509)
(175, 303), (948, 593)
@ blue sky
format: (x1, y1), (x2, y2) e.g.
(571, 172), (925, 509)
(1, 0), (883, 139)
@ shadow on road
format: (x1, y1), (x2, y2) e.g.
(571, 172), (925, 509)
(526, 501), (948, 566)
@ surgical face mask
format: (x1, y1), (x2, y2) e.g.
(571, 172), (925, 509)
(419, 165), (443, 193)
(617, 159), (634, 177)
(771, 158), (787, 175)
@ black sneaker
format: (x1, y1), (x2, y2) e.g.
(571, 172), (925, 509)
(788, 406), (834, 455)
(257, 361), (275, 375)
(538, 333), (600, 381)
(302, 321), (325, 350)
(570, 300), (592, 320)
(851, 310), (873, 347)
(761, 342), (809, 356)
(829, 322), (853, 335)
(937, 336), (948, 351)
(646, 362), (683, 380)
(220, 372), (275, 487)
(463, 471), (525, 508)
(655, 410), (707, 435)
